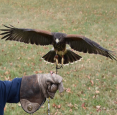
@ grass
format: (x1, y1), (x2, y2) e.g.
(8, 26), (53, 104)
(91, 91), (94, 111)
(0, 0), (117, 115)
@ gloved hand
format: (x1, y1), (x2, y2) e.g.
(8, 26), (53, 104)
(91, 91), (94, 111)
(20, 73), (64, 114)
(38, 72), (64, 99)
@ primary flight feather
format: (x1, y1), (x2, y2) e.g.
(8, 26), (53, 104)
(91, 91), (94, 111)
(0, 25), (116, 67)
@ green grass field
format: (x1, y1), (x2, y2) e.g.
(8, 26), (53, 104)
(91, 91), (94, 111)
(0, 0), (117, 115)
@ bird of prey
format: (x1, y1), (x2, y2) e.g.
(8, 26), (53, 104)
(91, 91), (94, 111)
(0, 25), (116, 68)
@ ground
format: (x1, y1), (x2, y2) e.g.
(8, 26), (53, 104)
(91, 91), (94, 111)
(0, 0), (117, 115)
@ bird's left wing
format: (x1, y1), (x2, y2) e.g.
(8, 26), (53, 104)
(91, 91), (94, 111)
(0, 25), (53, 45)
(65, 34), (117, 61)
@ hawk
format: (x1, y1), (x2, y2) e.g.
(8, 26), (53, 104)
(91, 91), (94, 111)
(0, 25), (116, 68)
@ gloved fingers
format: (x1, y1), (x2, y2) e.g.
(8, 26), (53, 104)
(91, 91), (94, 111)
(58, 82), (64, 93)
(47, 90), (56, 99)
(48, 84), (58, 93)
(37, 73), (64, 98)
(46, 73), (63, 84)
(47, 74), (64, 93)
(46, 74), (64, 95)
(47, 84), (59, 99)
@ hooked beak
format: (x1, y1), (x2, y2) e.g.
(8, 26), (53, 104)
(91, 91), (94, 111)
(56, 39), (59, 43)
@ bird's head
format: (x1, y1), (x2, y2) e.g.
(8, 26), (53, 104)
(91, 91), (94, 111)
(53, 32), (66, 44)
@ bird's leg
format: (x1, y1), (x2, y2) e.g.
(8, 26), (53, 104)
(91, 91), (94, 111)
(54, 52), (60, 69)
(61, 55), (64, 68)
(56, 54), (64, 69)
(56, 52), (64, 69)
(54, 54), (63, 69)
(60, 51), (65, 68)
(54, 54), (59, 68)
(54, 51), (63, 69)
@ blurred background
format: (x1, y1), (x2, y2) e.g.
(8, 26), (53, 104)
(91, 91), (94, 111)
(0, 0), (117, 114)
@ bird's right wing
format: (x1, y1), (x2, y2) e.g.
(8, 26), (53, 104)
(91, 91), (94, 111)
(0, 25), (53, 45)
(65, 34), (117, 61)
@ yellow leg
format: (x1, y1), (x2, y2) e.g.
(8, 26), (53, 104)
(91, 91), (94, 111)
(61, 56), (64, 66)
(54, 52), (59, 68)
(56, 58), (58, 67)
(61, 52), (64, 67)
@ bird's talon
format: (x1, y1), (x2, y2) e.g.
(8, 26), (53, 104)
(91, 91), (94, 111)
(56, 65), (63, 69)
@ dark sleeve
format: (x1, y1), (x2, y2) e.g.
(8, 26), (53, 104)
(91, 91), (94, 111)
(0, 78), (22, 115)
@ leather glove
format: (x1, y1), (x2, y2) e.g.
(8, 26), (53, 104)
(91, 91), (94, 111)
(20, 73), (64, 114)
(38, 72), (64, 99)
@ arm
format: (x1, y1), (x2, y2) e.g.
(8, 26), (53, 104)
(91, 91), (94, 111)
(0, 78), (22, 115)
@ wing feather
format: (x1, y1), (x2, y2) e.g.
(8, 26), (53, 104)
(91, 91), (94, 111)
(0, 25), (53, 45)
(65, 35), (117, 61)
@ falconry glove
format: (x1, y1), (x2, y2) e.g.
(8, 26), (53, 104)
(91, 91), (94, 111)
(20, 73), (64, 114)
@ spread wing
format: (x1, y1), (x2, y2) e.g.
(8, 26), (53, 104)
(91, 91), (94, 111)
(65, 34), (117, 61)
(0, 25), (53, 45)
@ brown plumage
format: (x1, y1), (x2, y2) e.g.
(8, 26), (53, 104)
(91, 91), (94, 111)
(0, 25), (116, 67)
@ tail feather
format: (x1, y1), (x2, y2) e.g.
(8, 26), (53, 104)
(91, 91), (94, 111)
(65, 50), (82, 64)
(64, 54), (69, 64)
(42, 50), (56, 63)
(47, 52), (54, 63)
(66, 51), (74, 63)
(69, 51), (77, 62)
(42, 49), (82, 65)
(71, 51), (79, 60)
